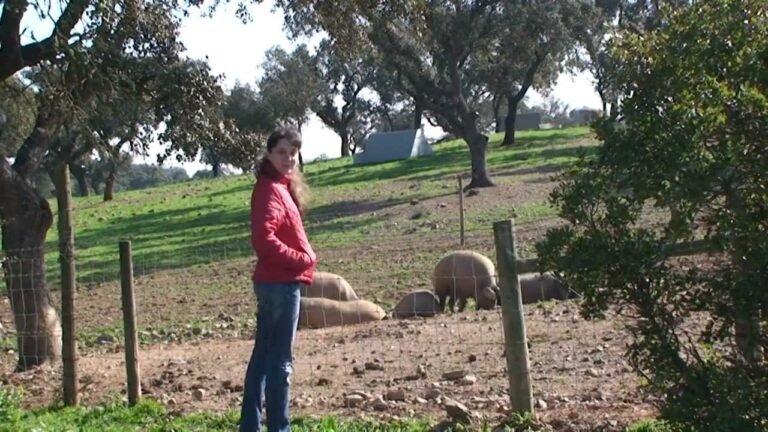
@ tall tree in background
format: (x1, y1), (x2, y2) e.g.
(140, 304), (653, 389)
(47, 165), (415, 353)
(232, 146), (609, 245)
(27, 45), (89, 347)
(274, 1), (503, 188)
(258, 44), (322, 168)
(312, 39), (375, 158)
(487, 1), (586, 146)
(218, 83), (276, 172)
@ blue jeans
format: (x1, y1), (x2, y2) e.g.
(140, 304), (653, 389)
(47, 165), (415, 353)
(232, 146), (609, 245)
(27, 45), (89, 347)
(239, 282), (301, 432)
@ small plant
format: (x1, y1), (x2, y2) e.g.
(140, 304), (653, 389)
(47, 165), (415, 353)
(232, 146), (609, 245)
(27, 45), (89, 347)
(495, 412), (552, 432)
(0, 386), (24, 426)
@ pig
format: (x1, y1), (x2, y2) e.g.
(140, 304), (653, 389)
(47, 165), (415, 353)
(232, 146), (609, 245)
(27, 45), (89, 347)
(431, 250), (500, 313)
(300, 271), (359, 301)
(298, 297), (386, 329)
(392, 290), (441, 319)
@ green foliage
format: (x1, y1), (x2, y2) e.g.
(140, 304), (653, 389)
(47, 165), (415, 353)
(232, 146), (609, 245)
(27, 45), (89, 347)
(536, 0), (768, 430)
(0, 387), (24, 426)
(625, 419), (691, 432)
(0, 77), (38, 158)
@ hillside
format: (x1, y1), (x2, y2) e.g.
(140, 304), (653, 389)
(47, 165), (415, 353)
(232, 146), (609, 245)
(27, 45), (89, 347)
(1, 127), (599, 345)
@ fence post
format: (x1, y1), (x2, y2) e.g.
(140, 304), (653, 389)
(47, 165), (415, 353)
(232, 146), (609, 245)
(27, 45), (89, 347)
(119, 240), (141, 406)
(55, 163), (78, 406)
(492, 219), (534, 415)
(457, 175), (465, 246)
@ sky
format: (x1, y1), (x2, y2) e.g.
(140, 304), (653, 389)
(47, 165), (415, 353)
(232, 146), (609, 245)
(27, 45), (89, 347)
(19, 0), (603, 175)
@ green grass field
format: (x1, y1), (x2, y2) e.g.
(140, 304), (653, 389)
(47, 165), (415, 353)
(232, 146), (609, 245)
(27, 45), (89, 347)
(30, 127), (596, 288)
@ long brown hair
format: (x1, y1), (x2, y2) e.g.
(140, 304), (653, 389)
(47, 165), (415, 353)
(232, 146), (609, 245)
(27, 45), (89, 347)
(257, 128), (309, 214)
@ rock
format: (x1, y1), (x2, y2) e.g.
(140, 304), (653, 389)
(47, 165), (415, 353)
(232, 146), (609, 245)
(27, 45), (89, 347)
(96, 334), (117, 345)
(587, 368), (601, 377)
(425, 388), (443, 400)
(345, 394), (366, 407)
(370, 395), (389, 411)
(417, 364), (427, 378)
(415, 397), (428, 404)
(365, 361), (384, 371)
(442, 370), (467, 381)
(535, 398), (548, 410)
(385, 389), (406, 401)
(443, 398), (474, 423)
(192, 388), (206, 401)
(457, 375), (477, 386)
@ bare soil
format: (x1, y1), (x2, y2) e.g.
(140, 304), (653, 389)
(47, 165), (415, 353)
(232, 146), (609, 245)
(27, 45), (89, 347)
(2, 302), (659, 431)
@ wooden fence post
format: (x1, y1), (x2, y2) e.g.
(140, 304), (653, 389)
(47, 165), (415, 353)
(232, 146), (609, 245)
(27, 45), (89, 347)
(493, 219), (534, 415)
(457, 175), (465, 246)
(55, 163), (78, 406)
(119, 240), (141, 406)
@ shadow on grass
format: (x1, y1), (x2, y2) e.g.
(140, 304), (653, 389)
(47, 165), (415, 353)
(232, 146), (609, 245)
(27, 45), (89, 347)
(39, 204), (252, 286)
(307, 196), (415, 223)
(43, 196), (418, 287)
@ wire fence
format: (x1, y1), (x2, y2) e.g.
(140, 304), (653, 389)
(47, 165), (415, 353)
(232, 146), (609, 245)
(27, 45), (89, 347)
(0, 190), (676, 426)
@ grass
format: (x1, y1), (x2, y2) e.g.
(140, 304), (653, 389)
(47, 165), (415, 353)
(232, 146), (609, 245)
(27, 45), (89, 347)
(0, 126), (601, 348)
(0, 386), (686, 432)
(2, 126), (596, 291)
(0, 388), (440, 432)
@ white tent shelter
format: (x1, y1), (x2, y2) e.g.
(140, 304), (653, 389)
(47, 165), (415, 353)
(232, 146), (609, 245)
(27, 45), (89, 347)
(352, 128), (433, 165)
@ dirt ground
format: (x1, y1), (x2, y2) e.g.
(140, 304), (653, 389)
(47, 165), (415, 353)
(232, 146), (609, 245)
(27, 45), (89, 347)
(1, 300), (660, 431)
(0, 160), (685, 431)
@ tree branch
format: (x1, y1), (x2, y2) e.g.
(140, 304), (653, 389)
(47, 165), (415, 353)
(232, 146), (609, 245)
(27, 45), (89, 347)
(0, 0), (91, 80)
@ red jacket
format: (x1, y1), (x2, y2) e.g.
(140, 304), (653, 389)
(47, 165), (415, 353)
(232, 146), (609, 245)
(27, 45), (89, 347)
(250, 164), (316, 285)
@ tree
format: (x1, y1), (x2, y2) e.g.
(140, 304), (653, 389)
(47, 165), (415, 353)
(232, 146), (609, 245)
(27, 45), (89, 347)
(368, 62), (421, 131)
(484, 1), (586, 146)
(218, 83), (276, 172)
(257, 44), (323, 167)
(312, 39), (375, 157)
(536, 1), (767, 429)
(0, 77), (37, 158)
(0, 0), (233, 370)
(274, 1), (506, 188)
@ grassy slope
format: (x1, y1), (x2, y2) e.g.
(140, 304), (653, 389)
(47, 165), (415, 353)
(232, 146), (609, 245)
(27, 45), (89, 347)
(28, 127), (596, 288)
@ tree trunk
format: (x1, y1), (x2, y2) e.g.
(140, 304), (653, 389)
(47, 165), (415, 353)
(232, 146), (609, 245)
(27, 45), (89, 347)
(0, 160), (61, 371)
(502, 95), (520, 146)
(211, 162), (221, 178)
(298, 151), (304, 173)
(69, 162), (91, 197)
(464, 133), (494, 190)
(413, 103), (423, 130)
(340, 132), (351, 157)
(103, 171), (116, 202)
(493, 95), (504, 133)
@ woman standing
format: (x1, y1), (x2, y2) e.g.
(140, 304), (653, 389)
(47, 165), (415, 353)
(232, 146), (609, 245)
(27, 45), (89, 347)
(240, 128), (316, 432)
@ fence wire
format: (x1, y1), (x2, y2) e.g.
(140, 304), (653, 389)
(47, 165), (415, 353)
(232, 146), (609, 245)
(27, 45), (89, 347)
(0, 199), (640, 424)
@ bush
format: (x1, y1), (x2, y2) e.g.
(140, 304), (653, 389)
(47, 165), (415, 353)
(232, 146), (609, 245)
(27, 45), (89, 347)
(536, 1), (767, 430)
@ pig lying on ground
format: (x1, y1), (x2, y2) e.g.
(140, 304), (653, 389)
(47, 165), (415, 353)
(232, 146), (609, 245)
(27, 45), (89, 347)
(518, 272), (578, 304)
(300, 271), (359, 301)
(432, 250), (500, 313)
(392, 290), (441, 319)
(298, 297), (386, 329)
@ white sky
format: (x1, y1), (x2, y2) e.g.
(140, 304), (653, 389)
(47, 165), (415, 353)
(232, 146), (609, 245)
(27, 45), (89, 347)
(19, 0), (603, 175)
